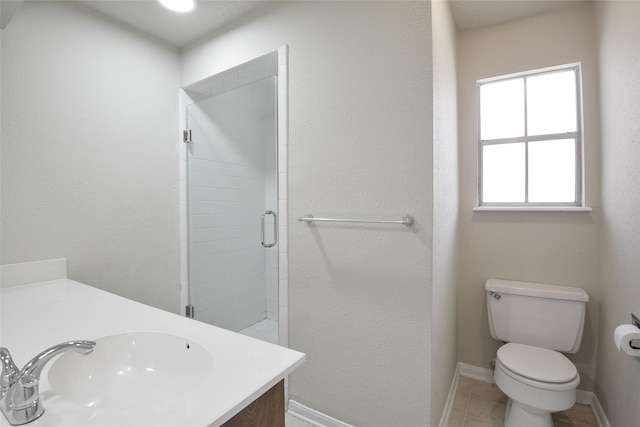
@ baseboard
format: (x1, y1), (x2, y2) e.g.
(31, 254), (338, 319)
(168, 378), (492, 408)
(438, 363), (461, 427)
(287, 400), (354, 427)
(438, 362), (494, 427)
(458, 362), (494, 383)
(590, 392), (612, 427)
(444, 363), (612, 427)
(573, 389), (612, 427)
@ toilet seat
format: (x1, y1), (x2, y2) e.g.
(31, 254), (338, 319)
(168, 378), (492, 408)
(497, 343), (579, 391)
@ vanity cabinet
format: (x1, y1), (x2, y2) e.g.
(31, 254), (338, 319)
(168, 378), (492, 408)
(222, 380), (285, 427)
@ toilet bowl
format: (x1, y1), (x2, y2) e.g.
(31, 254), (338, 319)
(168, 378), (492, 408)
(494, 343), (580, 427)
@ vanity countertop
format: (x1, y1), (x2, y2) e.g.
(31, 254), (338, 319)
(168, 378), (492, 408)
(0, 279), (305, 427)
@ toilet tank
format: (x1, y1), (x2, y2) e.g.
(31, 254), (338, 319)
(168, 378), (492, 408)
(486, 279), (589, 353)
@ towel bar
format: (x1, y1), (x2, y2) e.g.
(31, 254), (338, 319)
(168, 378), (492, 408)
(297, 214), (414, 226)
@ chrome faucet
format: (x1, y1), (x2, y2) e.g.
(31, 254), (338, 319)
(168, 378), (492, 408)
(1, 341), (96, 425)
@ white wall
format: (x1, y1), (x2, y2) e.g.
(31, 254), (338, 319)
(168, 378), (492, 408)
(456, 2), (601, 391)
(431, 0), (459, 425)
(182, 2), (434, 425)
(594, 1), (640, 425)
(0, 1), (181, 312)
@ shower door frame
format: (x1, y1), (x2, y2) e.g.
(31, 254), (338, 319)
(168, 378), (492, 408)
(178, 46), (289, 347)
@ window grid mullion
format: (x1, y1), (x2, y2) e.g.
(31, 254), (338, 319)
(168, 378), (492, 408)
(574, 68), (582, 205)
(480, 132), (578, 146)
(524, 76), (529, 204)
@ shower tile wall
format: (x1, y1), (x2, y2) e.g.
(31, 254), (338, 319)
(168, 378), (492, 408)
(187, 78), (277, 332)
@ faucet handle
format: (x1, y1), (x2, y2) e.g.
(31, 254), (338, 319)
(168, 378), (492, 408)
(0, 348), (19, 391)
(8, 374), (39, 413)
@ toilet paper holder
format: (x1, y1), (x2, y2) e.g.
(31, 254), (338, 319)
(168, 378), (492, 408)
(631, 313), (640, 349)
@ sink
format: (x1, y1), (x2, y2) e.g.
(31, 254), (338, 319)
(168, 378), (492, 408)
(48, 332), (213, 409)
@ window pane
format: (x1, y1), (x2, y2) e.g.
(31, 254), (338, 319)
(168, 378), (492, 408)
(527, 70), (577, 136)
(528, 139), (576, 203)
(482, 143), (526, 203)
(480, 78), (525, 140)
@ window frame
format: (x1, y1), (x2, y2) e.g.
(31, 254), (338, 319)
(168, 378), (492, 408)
(476, 63), (586, 210)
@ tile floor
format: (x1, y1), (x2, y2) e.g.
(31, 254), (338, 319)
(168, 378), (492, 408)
(239, 318), (278, 344)
(448, 376), (599, 427)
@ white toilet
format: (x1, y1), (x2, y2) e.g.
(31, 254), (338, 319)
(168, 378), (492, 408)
(485, 279), (589, 427)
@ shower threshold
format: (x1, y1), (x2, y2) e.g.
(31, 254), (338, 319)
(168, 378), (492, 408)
(239, 319), (278, 345)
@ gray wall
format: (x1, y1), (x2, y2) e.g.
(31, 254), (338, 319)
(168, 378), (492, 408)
(594, 1), (640, 426)
(431, 0), (460, 425)
(182, 2), (434, 425)
(456, 2), (602, 391)
(1, 1), (181, 313)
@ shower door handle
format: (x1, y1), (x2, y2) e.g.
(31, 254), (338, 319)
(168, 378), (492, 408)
(261, 211), (278, 248)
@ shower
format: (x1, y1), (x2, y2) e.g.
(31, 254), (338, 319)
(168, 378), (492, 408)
(179, 50), (286, 345)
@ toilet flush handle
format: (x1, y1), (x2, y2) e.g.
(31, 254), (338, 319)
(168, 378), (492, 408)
(488, 291), (501, 300)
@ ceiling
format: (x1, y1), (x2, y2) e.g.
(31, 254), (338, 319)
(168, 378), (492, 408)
(449, 0), (586, 31)
(77, 0), (270, 47)
(2, 0), (588, 47)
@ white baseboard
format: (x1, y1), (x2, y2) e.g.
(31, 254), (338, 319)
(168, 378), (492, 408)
(590, 392), (612, 427)
(438, 363), (461, 427)
(441, 363), (611, 427)
(287, 400), (354, 427)
(458, 362), (494, 383)
(438, 362), (494, 427)
(573, 389), (612, 427)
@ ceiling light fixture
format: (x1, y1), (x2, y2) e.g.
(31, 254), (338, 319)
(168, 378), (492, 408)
(158, 0), (196, 13)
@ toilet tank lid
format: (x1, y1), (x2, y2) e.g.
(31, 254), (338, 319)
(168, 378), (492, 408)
(485, 279), (589, 302)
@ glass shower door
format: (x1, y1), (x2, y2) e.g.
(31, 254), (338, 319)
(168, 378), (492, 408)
(185, 76), (278, 343)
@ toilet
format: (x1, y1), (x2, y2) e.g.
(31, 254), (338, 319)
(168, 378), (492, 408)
(485, 279), (589, 427)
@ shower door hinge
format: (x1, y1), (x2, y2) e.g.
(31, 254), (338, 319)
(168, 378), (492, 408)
(183, 129), (192, 143)
(185, 304), (194, 318)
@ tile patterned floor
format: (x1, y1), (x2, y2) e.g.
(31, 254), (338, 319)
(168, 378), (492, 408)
(448, 376), (599, 427)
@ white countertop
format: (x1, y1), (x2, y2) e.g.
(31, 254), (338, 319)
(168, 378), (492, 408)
(0, 279), (305, 427)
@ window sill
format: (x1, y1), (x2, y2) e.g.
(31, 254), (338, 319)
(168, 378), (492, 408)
(473, 206), (592, 212)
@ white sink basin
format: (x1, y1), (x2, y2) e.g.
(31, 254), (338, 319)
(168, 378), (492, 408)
(48, 332), (213, 409)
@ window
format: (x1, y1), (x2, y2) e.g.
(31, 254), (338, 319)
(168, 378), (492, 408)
(477, 64), (585, 209)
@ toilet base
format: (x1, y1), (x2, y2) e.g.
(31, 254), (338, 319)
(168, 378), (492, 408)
(504, 398), (554, 427)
